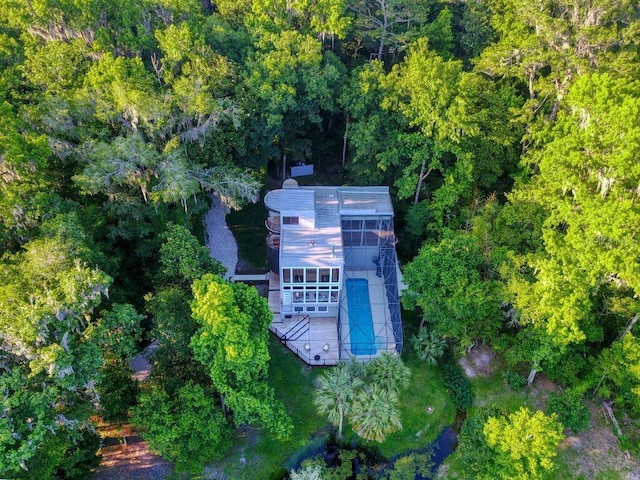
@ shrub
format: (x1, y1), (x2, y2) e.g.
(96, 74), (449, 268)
(411, 327), (446, 365)
(546, 389), (591, 433)
(440, 354), (474, 411)
(503, 369), (527, 391)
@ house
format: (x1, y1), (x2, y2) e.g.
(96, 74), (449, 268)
(265, 183), (403, 365)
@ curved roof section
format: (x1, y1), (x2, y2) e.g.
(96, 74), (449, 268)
(264, 189), (315, 213)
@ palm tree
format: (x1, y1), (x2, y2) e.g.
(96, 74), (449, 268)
(349, 384), (402, 442)
(313, 362), (363, 439)
(411, 327), (446, 365)
(365, 352), (411, 394)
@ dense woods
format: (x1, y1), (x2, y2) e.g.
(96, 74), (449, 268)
(0, 0), (638, 478)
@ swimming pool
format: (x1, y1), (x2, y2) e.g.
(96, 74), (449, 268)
(345, 278), (377, 355)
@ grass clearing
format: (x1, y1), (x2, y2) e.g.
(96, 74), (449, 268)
(226, 199), (268, 269)
(214, 337), (326, 480)
(440, 348), (640, 480)
(380, 358), (456, 458)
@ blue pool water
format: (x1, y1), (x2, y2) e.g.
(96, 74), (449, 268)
(345, 278), (377, 355)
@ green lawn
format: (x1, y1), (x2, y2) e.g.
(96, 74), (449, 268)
(378, 357), (456, 458)
(215, 337), (326, 480)
(226, 199), (268, 269)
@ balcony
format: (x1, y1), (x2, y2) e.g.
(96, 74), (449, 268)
(265, 216), (281, 233)
(266, 233), (280, 249)
(266, 234), (280, 272)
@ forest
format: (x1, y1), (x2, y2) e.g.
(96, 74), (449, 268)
(0, 0), (638, 478)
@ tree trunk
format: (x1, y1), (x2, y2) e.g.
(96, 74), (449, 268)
(601, 401), (623, 437)
(220, 393), (227, 419)
(414, 159), (427, 205)
(377, 12), (388, 62)
(342, 115), (350, 170)
(338, 404), (344, 440)
(527, 366), (537, 385)
(282, 152), (287, 181)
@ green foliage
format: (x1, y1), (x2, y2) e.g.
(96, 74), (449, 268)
(146, 286), (209, 390)
(595, 332), (640, 415)
(504, 370), (527, 391)
(403, 228), (502, 348)
(411, 327), (446, 365)
(93, 303), (144, 360)
(350, 384), (403, 443)
(0, 215), (110, 477)
(191, 274), (293, 438)
(453, 405), (507, 479)
(440, 353), (474, 411)
(364, 352), (411, 394)
(484, 408), (565, 480)
(159, 222), (225, 285)
(314, 355), (410, 443)
(383, 451), (434, 480)
(96, 360), (138, 423)
(314, 362), (364, 439)
(546, 389), (591, 433)
(132, 382), (231, 473)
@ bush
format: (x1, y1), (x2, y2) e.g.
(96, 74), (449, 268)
(411, 327), (446, 365)
(440, 354), (474, 411)
(503, 369), (527, 391)
(546, 389), (591, 433)
(132, 382), (231, 473)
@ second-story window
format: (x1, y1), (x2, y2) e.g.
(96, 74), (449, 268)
(283, 216), (299, 225)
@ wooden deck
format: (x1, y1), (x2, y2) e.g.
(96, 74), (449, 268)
(267, 272), (339, 365)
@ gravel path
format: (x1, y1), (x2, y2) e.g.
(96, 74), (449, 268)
(204, 195), (238, 280)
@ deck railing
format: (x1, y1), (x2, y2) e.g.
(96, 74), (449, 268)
(265, 216), (281, 233)
(266, 233), (280, 249)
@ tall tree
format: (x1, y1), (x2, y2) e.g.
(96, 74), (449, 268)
(506, 73), (640, 349)
(484, 408), (565, 480)
(0, 215), (111, 477)
(478, 0), (639, 128)
(403, 228), (503, 348)
(132, 381), (231, 473)
(350, 0), (431, 60)
(190, 274), (293, 438)
(243, 29), (342, 173)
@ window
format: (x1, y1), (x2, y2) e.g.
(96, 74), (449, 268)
(332, 269), (340, 283)
(293, 291), (303, 303)
(282, 269), (291, 283)
(320, 269), (330, 282)
(306, 269), (317, 282)
(365, 231), (379, 246)
(283, 216), (299, 225)
(293, 269), (304, 283)
(306, 306), (316, 312)
(305, 291), (316, 302)
(330, 290), (339, 302)
(365, 219), (378, 229)
(294, 306), (304, 312)
(318, 290), (329, 302)
(318, 306), (328, 312)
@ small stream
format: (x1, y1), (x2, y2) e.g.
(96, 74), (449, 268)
(287, 411), (466, 479)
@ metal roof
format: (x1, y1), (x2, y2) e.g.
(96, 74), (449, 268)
(264, 189), (315, 212)
(268, 185), (394, 268)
